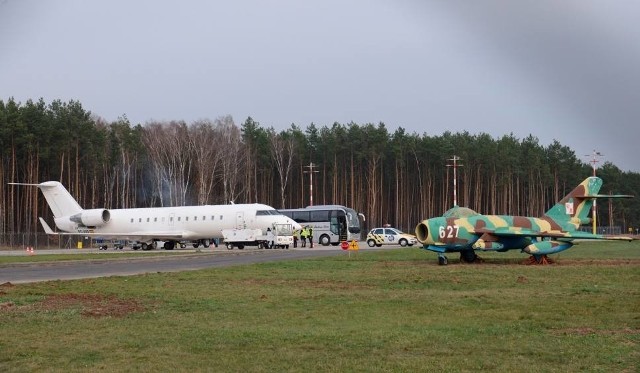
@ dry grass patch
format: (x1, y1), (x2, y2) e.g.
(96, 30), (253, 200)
(0, 292), (146, 318)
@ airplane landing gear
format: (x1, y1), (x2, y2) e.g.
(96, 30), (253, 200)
(437, 253), (448, 265)
(460, 250), (483, 263)
(524, 255), (554, 265)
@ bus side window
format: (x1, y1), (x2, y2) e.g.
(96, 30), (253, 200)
(293, 211), (310, 223)
(310, 210), (328, 222)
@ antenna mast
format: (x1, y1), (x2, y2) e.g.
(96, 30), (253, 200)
(303, 162), (319, 206)
(585, 150), (604, 234)
(446, 155), (463, 207)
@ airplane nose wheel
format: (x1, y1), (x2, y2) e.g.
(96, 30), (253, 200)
(437, 253), (448, 265)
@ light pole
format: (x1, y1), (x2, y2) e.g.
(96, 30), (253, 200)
(447, 155), (463, 207)
(303, 162), (319, 206)
(585, 150), (604, 234)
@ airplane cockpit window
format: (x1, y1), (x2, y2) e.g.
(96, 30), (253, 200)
(256, 210), (280, 216)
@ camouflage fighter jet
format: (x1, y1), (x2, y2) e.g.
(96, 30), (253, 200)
(415, 176), (634, 265)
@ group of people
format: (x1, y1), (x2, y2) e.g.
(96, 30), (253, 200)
(293, 225), (313, 248)
(265, 225), (314, 249)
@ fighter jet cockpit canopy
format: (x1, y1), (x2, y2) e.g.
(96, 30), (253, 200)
(442, 206), (480, 219)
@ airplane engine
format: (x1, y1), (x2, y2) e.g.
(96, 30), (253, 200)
(70, 209), (111, 227)
(523, 240), (573, 256)
(415, 221), (429, 243)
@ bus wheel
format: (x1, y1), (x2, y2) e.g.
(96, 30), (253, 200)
(319, 234), (331, 246)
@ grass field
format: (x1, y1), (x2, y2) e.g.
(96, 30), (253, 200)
(1, 241), (638, 372)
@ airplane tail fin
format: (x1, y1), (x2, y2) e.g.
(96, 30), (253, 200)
(543, 176), (633, 231)
(10, 181), (83, 218)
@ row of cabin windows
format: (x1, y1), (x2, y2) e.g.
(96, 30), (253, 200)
(130, 215), (225, 223)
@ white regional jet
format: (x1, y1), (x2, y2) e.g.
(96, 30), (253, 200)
(12, 181), (301, 250)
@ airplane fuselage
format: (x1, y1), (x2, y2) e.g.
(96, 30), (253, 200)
(417, 214), (564, 251)
(53, 203), (295, 242)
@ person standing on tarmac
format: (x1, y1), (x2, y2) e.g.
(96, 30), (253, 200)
(293, 228), (299, 248)
(308, 226), (314, 248)
(266, 228), (275, 249)
(300, 226), (308, 247)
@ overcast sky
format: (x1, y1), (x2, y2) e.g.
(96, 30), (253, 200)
(1, 0), (639, 171)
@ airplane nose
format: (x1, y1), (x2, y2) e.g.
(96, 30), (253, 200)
(415, 221), (429, 243)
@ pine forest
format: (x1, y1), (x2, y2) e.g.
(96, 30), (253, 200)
(2, 98), (639, 246)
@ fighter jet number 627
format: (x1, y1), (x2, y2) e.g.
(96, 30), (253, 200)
(415, 176), (634, 265)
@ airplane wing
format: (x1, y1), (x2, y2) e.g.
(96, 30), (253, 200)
(39, 218), (186, 240)
(475, 227), (634, 241)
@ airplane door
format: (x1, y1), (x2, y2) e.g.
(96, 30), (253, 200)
(169, 213), (175, 226)
(236, 212), (245, 229)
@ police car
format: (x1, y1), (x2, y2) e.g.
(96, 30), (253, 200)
(366, 227), (417, 247)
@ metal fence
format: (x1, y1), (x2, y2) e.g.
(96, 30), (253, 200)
(0, 233), (87, 250)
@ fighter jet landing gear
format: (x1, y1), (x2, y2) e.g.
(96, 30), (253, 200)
(437, 253), (448, 265)
(524, 255), (555, 265)
(460, 250), (483, 264)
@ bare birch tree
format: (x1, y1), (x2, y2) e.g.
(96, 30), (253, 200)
(216, 116), (245, 203)
(269, 128), (295, 209)
(190, 119), (222, 204)
(142, 121), (193, 206)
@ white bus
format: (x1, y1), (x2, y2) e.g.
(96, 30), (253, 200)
(279, 205), (363, 246)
